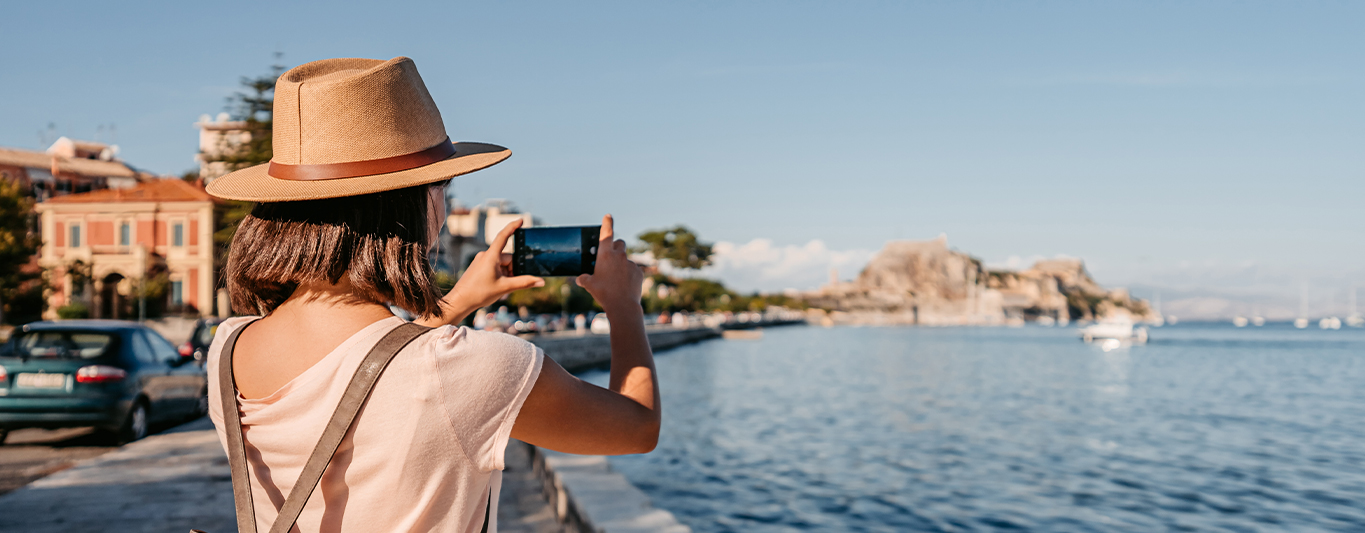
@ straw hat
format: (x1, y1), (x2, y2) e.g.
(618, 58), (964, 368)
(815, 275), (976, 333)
(206, 57), (509, 202)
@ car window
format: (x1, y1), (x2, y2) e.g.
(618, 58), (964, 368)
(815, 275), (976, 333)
(12, 331), (114, 359)
(195, 323), (219, 346)
(143, 330), (182, 362)
(130, 331), (157, 364)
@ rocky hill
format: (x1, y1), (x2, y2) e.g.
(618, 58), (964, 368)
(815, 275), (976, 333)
(807, 236), (1154, 325)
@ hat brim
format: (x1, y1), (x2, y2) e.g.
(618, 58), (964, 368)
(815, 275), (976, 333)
(205, 141), (510, 202)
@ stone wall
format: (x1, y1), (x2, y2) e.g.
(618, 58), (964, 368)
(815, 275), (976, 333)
(528, 326), (720, 372)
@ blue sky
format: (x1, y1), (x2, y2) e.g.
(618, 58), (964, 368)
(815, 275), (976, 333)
(3, 1), (1361, 316)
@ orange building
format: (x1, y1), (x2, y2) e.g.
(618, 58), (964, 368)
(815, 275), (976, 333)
(36, 179), (220, 319)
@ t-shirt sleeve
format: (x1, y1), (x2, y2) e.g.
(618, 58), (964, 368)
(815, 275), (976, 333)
(205, 316), (260, 455)
(428, 326), (544, 472)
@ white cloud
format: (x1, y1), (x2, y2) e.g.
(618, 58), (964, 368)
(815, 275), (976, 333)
(669, 239), (874, 294)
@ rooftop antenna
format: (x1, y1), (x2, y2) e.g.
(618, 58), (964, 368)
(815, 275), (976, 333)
(38, 122), (56, 148)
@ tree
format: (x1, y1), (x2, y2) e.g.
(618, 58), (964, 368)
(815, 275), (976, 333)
(506, 277), (596, 315)
(633, 225), (713, 270)
(208, 58), (287, 249)
(0, 179), (42, 324)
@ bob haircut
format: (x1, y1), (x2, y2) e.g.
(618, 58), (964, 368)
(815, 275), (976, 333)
(226, 184), (444, 318)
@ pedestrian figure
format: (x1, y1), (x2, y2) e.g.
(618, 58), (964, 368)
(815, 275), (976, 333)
(203, 57), (658, 533)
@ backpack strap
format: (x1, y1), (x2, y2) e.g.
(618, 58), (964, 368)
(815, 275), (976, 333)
(219, 319), (260, 533)
(220, 320), (432, 533)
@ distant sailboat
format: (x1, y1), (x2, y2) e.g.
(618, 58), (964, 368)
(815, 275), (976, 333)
(1319, 317), (1342, 330)
(1294, 283), (1310, 329)
(1233, 316), (1248, 327)
(1348, 286), (1364, 328)
(1251, 306), (1265, 326)
(1150, 293), (1165, 327)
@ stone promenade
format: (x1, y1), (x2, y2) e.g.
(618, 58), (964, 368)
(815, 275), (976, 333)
(0, 418), (562, 533)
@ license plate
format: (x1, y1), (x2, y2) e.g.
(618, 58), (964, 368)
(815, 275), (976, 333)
(16, 373), (67, 389)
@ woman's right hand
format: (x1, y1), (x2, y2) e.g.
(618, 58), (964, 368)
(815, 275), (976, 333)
(576, 214), (644, 315)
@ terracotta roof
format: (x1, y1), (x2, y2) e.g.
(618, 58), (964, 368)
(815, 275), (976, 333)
(0, 147), (137, 178)
(44, 178), (213, 204)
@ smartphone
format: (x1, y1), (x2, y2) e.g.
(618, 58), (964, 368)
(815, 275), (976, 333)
(512, 226), (600, 277)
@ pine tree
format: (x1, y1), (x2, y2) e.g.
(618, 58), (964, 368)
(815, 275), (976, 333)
(208, 57), (287, 249)
(0, 179), (42, 324)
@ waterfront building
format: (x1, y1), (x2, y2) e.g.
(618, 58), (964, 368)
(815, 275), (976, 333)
(194, 113), (253, 183)
(0, 137), (145, 201)
(35, 179), (220, 319)
(444, 199), (537, 271)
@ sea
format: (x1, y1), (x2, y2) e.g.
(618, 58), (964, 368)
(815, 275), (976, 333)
(581, 323), (1365, 532)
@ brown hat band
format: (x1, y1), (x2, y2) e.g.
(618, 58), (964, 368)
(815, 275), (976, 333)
(267, 138), (457, 181)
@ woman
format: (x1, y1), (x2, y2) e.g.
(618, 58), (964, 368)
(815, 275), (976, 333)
(204, 57), (659, 532)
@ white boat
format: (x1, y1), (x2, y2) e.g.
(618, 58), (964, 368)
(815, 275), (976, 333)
(1251, 316), (1265, 327)
(1036, 316), (1056, 327)
(1295, 284), (1310, 329)
(1233, 316), (1248, 327)
(1081, 317), (1148, 344)
(1348, 287), (1363, 328)
(1319, 317), (1341, 330)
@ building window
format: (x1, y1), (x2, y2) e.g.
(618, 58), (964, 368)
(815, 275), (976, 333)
(70, 225), (81, 248)
(171, 280), (183, 306)
(119, 222), (130, 246)
(172, 222), (184, 247)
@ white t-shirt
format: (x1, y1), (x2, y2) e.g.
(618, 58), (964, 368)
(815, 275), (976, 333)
(207, 316), (543, 532)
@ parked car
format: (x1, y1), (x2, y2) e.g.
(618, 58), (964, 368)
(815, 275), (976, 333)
(180, 317), (226, 361)
(0, 320), (208, 444)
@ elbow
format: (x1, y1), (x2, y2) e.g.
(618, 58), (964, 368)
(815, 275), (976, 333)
(628, 416), (661, 454)
(633, 426), (660, 454)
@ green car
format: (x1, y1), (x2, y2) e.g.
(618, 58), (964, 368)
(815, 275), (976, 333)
(0, 320), (208, 444)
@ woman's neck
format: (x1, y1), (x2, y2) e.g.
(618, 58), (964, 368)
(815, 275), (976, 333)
(269, 278), (397, 326)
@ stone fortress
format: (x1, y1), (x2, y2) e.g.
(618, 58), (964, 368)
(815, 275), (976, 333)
(807, 236), (1155, 326)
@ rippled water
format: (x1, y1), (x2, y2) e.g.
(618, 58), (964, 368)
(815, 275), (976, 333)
(581, 324), (1365, 532)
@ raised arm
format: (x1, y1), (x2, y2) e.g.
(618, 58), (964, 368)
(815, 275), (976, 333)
(511, 214), (661, 455)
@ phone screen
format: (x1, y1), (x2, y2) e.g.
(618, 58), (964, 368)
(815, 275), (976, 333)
(513, 226), (600, 277)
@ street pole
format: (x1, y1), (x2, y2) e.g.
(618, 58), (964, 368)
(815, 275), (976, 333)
(138, 276), (146, 323)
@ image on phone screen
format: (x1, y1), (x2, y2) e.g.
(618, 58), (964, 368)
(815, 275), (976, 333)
(514, 226), (599, 277)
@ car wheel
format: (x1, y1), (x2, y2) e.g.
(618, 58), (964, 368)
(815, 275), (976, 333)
(120, 402), (149, 444)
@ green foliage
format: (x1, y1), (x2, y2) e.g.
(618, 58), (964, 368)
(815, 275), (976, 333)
(5, 281), (45, 325)
(671, 278), (731, 311)
(208, 61), (286, 249)
(505, 277), (595, 315)
(128, 270), (170, 319)
(1066, 291), (1104, 320)
(633, 226), (713, 270)
(56, 302), (89, 319)
(0, 179), (42, 324)
(641, 271), (810, 314)
(433, 270), (457, 294)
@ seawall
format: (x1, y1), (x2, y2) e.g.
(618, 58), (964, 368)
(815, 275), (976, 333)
(527, 326), (721, 372)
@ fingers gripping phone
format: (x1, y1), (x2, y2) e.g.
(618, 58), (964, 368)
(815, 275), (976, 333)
(512, 226), (601, 277)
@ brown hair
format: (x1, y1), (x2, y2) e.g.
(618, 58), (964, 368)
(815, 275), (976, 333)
(226, 184), (443, 318)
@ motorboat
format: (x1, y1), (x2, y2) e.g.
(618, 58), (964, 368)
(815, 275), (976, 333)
(1081, 317), (1148, 344)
